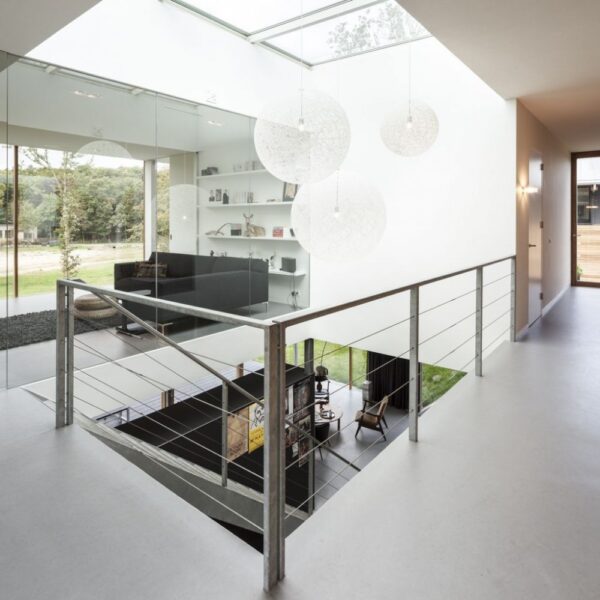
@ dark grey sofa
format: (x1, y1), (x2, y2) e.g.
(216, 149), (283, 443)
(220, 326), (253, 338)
(114, 252), (269, 325)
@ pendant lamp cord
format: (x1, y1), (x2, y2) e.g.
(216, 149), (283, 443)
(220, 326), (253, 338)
(334, 61), (341, 215)
(408, 43), (412, 120)
(300, 0), (305, 121)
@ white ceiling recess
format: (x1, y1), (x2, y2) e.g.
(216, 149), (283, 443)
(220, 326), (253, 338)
(0, 0), (100, 56)
(397, 0), (600, 151)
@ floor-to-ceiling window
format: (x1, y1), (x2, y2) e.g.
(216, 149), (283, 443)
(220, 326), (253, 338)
(15, 146), (144, 298)
(573, 153), (600, 286)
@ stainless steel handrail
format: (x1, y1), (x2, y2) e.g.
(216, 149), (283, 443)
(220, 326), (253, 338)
(57, 279), (270, 330)
(56, 253), (517, 592)
(273, 254), (516, 329)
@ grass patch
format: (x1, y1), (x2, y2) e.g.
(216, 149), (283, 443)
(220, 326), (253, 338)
(284, 340), (368, 386)
(421, 364), (466, 407)
(1, 263), (117, 296)
(284, 342), (464, 405)
(0, 243), (142, 296)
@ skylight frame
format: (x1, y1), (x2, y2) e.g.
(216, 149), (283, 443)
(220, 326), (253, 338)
(164, 0), (431, 67)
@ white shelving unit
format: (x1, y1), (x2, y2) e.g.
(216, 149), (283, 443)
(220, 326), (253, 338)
(206, 234), (298, 242)
(194, 141), (309, 307)
(197, 169), (268, 180)
(268, 270), (306, 277)
(205, 202), (291, 208)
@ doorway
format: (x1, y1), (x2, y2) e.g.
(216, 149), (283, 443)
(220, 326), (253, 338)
(571, 151), (600, 287)
(528, 151), (543, 326)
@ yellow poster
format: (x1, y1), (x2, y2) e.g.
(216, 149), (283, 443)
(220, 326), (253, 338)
(248, 402), (265, 453)
(227, 407), (249, 461)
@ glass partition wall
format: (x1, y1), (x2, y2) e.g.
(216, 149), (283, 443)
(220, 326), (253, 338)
(0, 53), (309, 389)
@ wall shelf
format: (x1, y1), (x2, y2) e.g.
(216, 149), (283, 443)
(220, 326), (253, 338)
(205, 202), (291, 208)
(197, 169), (268, 180)
(269, 270), (306, 277)
(206, 234), (298, 242)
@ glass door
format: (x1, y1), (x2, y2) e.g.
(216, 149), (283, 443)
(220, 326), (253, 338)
(573, 153), (600, 286)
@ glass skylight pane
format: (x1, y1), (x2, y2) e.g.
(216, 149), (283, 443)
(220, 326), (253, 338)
(268, 0), (428, 63)
(183, 0), (340, 33)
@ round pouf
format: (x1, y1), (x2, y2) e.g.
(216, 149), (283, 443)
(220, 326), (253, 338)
(73, 293), (118, 320)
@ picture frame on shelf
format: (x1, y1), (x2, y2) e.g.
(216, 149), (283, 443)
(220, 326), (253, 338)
(283, 182), (299, 202)
(272, 226), (284, 238)
(215, 188), (222, 203)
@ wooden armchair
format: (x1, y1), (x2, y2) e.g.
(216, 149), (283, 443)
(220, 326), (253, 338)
(354, 395), (389, 441)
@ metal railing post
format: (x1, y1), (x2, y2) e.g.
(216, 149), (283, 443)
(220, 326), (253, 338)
(277, 325), (287, 577)
(303, 338), (314, 376)
(55, 282), (66, 429)
(475, 267), (483, 377)
(408, 286), (420, 442)
(510, 256), (517, 342)
(66, 286), (74, 426)
(303, 337), (315, 514)
(263, 323), (284, 590)
(56, 282), (74, 428)
(221, 381), (228, 487)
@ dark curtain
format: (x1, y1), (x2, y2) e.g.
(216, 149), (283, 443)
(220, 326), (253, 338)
(366, 351), (410, 410)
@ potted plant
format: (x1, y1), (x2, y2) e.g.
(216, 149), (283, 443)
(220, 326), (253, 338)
(577, 265), (583, 281)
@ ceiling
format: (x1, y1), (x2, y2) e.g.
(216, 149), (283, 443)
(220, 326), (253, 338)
(2, 58), (256, 160)
(398, 0), (600, 151)
(0, 0), (100, 56)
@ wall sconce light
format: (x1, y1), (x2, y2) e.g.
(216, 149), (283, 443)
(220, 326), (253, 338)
(520, 185), (539, 195)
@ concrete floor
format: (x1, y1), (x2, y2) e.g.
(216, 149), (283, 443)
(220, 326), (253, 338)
(280, 287), (600, 600)
(2, 286), (600, 599)
(0, 388), (263, 600)
(313, 382), (409, 507)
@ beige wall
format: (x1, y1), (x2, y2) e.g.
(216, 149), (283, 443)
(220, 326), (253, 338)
(516, 101), (571, 333)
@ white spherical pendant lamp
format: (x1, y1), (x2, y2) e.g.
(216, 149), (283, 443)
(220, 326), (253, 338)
(380, 100), (439, 157)
(254, 90), (351, 184)
(291, 171), (386, 263)
(76, 140), (133, 160)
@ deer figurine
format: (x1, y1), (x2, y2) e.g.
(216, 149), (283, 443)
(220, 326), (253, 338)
(243, 213), (266, 238)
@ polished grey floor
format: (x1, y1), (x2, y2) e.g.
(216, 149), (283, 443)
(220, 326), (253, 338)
(2, 287), (600, 599)
(313, 383), (408, 507)
(281, 287), (600, 600)
(0, 388), (263, 600)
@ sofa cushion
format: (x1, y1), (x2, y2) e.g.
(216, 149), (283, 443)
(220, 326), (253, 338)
(133, 261), (168, 278)
(149, 252), (195, 278)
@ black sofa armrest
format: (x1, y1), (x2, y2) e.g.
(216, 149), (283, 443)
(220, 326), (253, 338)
(114, 261), (137, 285)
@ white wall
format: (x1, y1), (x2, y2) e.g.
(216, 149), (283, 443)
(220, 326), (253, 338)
(303, 38), (516, 366)
(516, 101), (570, 333)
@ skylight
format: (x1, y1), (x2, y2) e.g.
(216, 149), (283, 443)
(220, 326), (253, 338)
(170, 0), (429, 65)
(180, 0), (344, 34)
(267, 0), (428, 64)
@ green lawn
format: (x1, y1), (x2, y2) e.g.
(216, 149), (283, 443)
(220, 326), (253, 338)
(421, 364), (466, 406)
(2, 242), (142, 296)
(284, 340), (368, 387)
(283, 340), (464, 406)
(1, 263), (116, 297)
